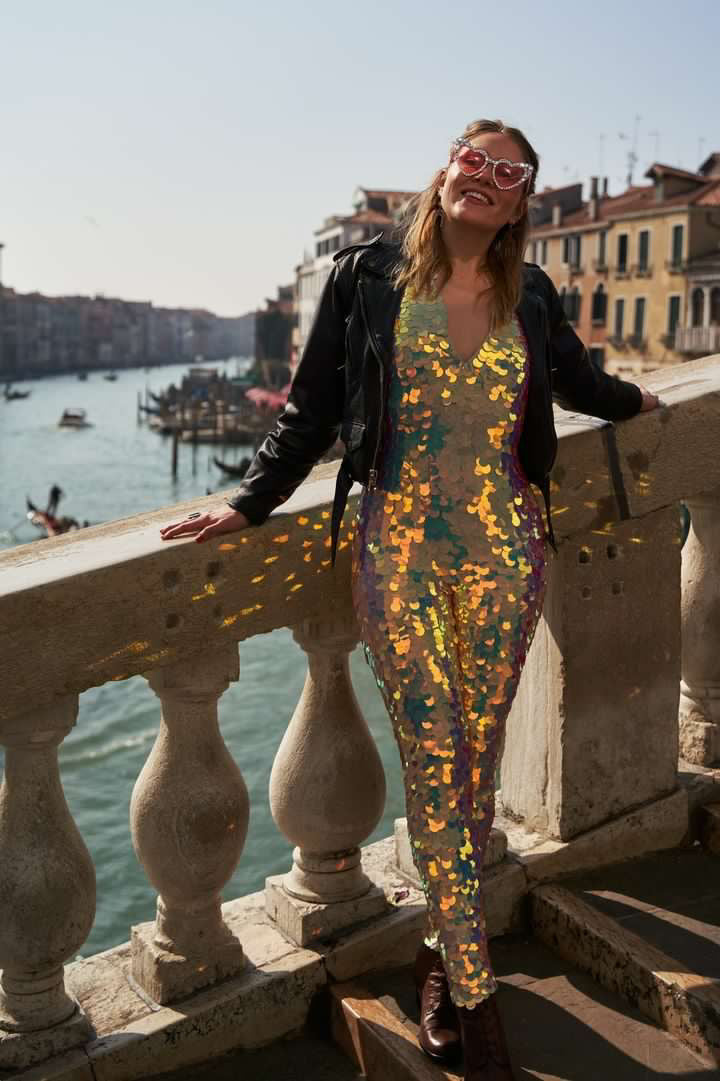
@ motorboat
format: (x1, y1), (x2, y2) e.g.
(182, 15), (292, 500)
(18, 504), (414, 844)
(58, 408), (93, 429)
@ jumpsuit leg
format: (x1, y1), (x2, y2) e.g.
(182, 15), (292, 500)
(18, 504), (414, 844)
(352, 540), (546, 1009)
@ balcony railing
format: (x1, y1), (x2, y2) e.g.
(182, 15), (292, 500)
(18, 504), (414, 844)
(665, 258), (687, 274)
(592, 258), (608, 273)
(632, 263), (653, 278)
(1, 358), (720, 1074)
(674, 325), (720, 354)
(612, 265), (631, 279)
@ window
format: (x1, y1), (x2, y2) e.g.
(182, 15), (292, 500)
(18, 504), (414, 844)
(540, 239), (547, 265)
(591, 284), (607, 324)
(597, 230), (607, 266)
(589, 347), (605, 370)
(566, 287), (581, 323)
(671, 224), (684, 268)
(614, 298), (625, 338)
(617, 234), (628, 272)
(568, 235), (581, 269)
(562, 237), (569, 265)
(710, 287), (720, 324)
(527, 240), (537, 262)
(637, 230), (650, 271)
(667, 296), (681, 335)
(691, 287), (704, 327)
(633, 297), (646, 339)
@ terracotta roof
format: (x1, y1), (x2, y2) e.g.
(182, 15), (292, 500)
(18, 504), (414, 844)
(529, 175), (720, 233)
(360, 188), (416, 201)
(644, 162), (703, 182)
(345, 209), (394, 224)
(696, 179), (720, 205)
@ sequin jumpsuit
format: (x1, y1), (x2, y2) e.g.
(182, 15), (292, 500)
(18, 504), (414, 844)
(351, 289), (548, 1008)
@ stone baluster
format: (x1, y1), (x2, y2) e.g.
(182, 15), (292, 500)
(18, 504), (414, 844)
(0, 697), (95, 1069)
(679, 489), (720, 765)
(265, 611), (387, 946)
(130, 643), (249, 1004)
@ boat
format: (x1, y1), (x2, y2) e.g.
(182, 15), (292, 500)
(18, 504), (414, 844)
(4, 383), (31, 400)
(77, 371), (88, 381)
(104, 371), (118, 381)
(26, 486), (88, 538)
(59, 408), (93, 429)
(213, 455), (252, 478)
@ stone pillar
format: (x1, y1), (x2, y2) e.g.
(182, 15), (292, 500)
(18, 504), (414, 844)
(130, 643), (249, 1004)
(0, 697), (95, 1068)
(679, 489), (720, 765)
(499, 506), (681, 841)
(265, 612), (387, 946)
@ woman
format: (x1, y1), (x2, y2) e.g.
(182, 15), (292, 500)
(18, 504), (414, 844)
(161, 119), (659, 1080)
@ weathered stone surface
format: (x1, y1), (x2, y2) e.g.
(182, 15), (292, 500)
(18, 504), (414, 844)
(0, 1046), (94, 1081)
(500, 505), (681, 841)
(531, 882), (720, 1065)
(700, 803), (720, 855)
(265, 876), (388, 947)
(501, 789), (688, 884)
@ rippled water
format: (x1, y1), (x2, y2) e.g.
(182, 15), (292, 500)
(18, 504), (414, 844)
(0, 362), (404, 957)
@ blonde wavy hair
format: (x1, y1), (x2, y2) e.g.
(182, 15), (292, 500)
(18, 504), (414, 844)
(392, 119), (540, 333)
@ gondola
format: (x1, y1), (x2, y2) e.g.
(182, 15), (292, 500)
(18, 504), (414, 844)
(213, 456), (252, 478)
(4, 384), (31, 400)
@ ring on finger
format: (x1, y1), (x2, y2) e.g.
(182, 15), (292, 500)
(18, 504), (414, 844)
(187, 511), (202, 520)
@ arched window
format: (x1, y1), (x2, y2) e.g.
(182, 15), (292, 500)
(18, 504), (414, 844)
(591, 284), (607, 324)
(710, 287), (720, 325)
(691, 287), (705, 327)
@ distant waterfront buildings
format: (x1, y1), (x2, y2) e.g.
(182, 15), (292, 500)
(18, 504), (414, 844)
(0, 286), (256, 381)
(527, 151), (720, 376)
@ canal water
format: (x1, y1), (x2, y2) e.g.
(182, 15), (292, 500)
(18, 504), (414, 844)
(0, 362), (405, 958)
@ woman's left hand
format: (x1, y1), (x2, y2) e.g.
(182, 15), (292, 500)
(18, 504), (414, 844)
(637, 384), (661, 411)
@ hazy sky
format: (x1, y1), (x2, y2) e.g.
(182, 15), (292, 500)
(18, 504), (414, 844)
(2, 2), (717, 315)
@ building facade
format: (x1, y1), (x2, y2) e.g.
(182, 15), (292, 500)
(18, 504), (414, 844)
(293, 187), (416, 366)
(527, 154), (720, 376)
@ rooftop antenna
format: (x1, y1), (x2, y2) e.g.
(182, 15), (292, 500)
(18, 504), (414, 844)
(648, 129), (661, 164)
(618, 114), (641, 187)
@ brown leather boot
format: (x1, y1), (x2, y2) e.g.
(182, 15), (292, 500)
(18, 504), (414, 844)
(457, 996), (515, 1080)
(414, 943), (461, 1064)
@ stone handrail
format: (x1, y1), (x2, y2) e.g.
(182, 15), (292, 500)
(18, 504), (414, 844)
(0, 355), (719, 1070)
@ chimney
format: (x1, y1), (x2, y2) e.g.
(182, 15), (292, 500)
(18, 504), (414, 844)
(552, 204), (563, 227)
(590, 177), (599, 199)
(589, 177), (599, 221)
(602, 177), (608, 197)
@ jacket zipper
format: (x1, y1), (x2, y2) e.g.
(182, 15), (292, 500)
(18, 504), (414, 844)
(358, 278), (385, 490)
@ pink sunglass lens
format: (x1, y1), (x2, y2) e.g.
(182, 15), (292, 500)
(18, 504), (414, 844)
(495, 163), (526, 186)
(456, 147), (487, 175)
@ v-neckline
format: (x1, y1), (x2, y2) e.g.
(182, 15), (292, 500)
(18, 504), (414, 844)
(437, 293), (500, 366)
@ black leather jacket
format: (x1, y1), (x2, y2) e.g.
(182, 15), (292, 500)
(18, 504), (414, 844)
(227, 236), (643, 565)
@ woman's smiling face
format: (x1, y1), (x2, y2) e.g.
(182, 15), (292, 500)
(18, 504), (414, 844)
(438, 130), (530, 232)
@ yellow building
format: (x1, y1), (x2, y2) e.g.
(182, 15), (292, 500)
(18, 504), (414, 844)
(527, 155), (720, 376)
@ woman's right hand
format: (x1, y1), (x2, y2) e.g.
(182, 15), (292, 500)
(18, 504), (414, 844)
(160, 507), (251, 544)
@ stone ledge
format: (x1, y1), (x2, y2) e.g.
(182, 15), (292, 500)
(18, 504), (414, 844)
(499, 787), (689, 883)
(1, 837), (423, 1081)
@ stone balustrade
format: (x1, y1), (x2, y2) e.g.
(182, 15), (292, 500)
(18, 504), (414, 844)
(0, 354), (718, 1072)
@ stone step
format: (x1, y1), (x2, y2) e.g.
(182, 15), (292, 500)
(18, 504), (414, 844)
(330, 936), (713, 1080)
(135, 1032), (364, 1081)
(699, 802), (720, 854)
(530, 843), (720, 1066)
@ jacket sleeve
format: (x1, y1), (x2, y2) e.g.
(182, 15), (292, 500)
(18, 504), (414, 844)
(543, 270), (643, 421)
(225, 263), (347, 525)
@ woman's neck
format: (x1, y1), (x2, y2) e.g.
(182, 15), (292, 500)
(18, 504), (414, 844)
(441, 219), (495, 292)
